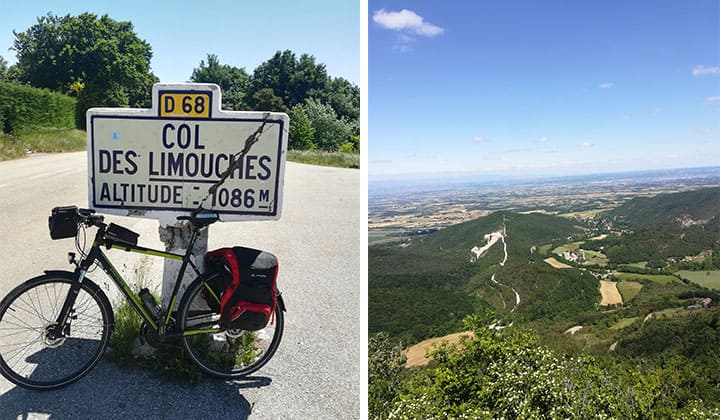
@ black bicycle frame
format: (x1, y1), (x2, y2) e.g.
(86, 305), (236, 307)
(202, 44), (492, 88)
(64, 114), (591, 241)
(52, 224), (213, 339)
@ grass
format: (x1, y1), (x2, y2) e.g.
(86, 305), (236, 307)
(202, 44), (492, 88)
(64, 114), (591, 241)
(551, 241), (584, 255)
(19, 127), (86, 152)
(616, 280), (643, 302)
(106, 257), (205, 383)
(538, 244), (553, 255)
(2, 128), (360, 170)
(582, 249), (608, 266)
(676, 270), (720, 290)
(627, 261), (649, 269)
(287, 149), (359, 168)
(614, 272), (678, 284)
(0, 127), (86, 160)
(369, 227), (408, 244)
(0, 133), (26, 160)
(609, 317), (639, 330)
(107, 300), (206, 383)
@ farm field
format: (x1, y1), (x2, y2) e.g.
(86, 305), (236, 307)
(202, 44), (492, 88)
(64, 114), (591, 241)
(544, 257), (572, 269)
(551, 241), (584, 255)
(614, 272), (678, 284)
(368, 227), (406, 244)
(616, 280), (643, 302)
(627, 262), (648, 269)
(676, 270), (720, 290)
(404, 331), (475, 367)
(599, 280), (623, 305)
(558, 208), (609, 219)
(582, 249), (608, 266)
(537, 244), (553, 255)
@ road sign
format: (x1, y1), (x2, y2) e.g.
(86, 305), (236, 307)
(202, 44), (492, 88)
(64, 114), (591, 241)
(87, 83), (288, 221)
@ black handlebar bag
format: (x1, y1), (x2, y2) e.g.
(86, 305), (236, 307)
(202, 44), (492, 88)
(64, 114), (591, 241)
(203, 247), (278, 331)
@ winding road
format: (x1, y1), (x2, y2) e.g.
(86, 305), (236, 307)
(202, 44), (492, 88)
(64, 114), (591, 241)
(475, 222), (520, 328)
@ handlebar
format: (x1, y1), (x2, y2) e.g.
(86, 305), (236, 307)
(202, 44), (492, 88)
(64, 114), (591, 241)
(77, 208), (105, 227)
(72, 207), (217, 230)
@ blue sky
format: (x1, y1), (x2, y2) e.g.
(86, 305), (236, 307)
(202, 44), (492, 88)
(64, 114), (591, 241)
(0, 0), (359, 84)
(369, 1), (720, 179)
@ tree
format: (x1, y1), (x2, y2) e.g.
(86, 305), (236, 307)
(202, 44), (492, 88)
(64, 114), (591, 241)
(368, 332), (406, 419)
(288, 104), (315, 150)
(303, 97), (353, 151)
(321, 76), (360, 123)
(12, 13), (158, 127)
(0, 56), (7, 80)
(190, 54), (249, 110)
(247, 50), (328, 109)
(187, 50), (360, 153)
(252, 88), (287, 112)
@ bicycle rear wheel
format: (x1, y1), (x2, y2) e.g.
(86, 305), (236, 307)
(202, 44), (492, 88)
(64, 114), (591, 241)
(178, 276), (284, 379)
(0, 274), (113, 390)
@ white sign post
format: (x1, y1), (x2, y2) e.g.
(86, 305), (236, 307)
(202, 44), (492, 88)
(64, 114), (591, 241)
(87, 83), (288, 305)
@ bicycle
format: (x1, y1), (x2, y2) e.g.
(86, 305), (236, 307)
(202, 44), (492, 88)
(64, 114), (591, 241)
(0, 206), (285, 390)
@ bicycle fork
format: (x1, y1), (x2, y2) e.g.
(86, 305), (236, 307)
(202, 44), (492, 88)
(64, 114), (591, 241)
(49, 265), (88, 339)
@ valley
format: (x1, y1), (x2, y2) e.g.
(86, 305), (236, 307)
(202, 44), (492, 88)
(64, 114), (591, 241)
(370, 166), (720, 243)
(369, 167), (720, 418)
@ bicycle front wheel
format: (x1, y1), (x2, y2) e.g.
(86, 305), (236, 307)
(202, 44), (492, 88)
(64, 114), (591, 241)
(0, 274), (113, 390)
(178, 276), (284, 379)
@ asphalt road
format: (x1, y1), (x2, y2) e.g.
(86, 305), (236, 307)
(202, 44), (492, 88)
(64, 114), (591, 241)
(0, 152), (359, 419)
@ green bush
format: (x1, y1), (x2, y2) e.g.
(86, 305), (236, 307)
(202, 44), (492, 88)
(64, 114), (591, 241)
(0, 81), (76, 133)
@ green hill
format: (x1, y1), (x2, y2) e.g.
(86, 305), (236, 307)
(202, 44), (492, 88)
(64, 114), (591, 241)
(590, 187), (720, 264)
(369, 211), (587, 343)
(369, 189), (720, 418)
(605, 187), (720, 229)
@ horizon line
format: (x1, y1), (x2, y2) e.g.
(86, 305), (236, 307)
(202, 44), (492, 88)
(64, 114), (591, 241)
(369, 164), (720, 183)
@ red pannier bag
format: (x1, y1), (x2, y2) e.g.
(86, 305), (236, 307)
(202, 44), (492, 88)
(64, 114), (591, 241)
(202, 247), (278, 331)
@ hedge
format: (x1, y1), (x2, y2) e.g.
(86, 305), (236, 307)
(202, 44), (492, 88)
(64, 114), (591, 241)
(0, 82), (76, 133)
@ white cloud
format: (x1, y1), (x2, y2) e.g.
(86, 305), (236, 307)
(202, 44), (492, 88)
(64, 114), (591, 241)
(473, 136), (491, 144)
(706, 96), (720, 102)
(599, 82), (614, 89)
(373, 9), (444, 37)
(692, 65), (720, 76)
(537, 136), (549, 143)
(579, 141), (594, 148)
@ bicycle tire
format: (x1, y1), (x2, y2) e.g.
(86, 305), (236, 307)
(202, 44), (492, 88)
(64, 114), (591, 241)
(0, 273), (113, 390)
(178, 276), (284, 379)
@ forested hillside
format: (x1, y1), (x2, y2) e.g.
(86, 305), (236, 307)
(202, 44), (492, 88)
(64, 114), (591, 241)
(588, 187), (720, 265)
(369, 188), (720, 418)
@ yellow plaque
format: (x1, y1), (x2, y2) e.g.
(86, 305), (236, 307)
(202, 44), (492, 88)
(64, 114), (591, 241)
(159, 92), (211, 118)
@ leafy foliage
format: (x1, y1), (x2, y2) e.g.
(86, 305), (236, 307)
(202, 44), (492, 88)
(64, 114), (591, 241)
(0, 56), (7, 81)
(370, 314), (720, 419)
(190, 54), (249, 110)
(12, 12), (158, 128)
(369, 332), (407, 417)
(189, 50), (359, 152)
(0, 81), (76, 133)
(246, 50), (328, 110)
(288, 104), (315, 150)
(302, 97), (355, 151)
